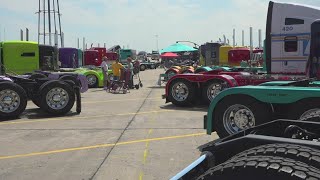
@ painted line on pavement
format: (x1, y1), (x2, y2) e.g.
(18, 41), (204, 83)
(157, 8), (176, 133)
(82, 97), (162, 104)
(0, 110), (174, 126)
(139, 92), (160, 180)
(0, 132), (206, 160)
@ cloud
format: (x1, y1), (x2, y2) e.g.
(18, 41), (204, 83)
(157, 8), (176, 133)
(1, 0), (320, 52)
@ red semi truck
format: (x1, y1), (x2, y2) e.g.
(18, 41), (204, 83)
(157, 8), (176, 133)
(83, 47), (118, 66)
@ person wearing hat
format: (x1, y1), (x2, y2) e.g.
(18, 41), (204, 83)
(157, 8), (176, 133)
(101, 56), (109, 90)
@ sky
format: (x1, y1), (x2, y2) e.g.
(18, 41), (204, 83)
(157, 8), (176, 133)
(1, 0), (320, 52)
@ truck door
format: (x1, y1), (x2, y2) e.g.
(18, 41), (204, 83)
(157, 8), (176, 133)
(308, 20), (320, 78)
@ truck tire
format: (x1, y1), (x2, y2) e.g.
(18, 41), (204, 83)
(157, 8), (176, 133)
(140, 64), (146, 71)
(197, 156), (320, 180)
(59, 75), (80, 87)
(32, 98), (41, 108)
(0, 82), (27, 118)
(86, 74), (98, 88)
(230, 144), (320, 170)
(202, 80), (229, 105)
(38, 80), (75, 115)
(300, 111), (320, 122)
(288, 99), (320, 120)
(168, 79), (195, 106)
(29, 73), (47, 80)
(213, 95), (272, 138)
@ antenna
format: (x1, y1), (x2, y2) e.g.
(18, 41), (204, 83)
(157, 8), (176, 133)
(37, 0), (63, 47)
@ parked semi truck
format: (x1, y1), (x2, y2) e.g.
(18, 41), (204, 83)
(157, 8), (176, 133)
(171, 2), (320, 179)
(163, 0), (320, 106)
(0, 41), (88, 92)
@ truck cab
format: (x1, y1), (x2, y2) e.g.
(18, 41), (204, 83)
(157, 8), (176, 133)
(266, 1), (320, 76)
(0, 41), (40, 75)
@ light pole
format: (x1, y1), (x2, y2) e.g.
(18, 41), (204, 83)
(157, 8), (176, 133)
(155, 34), (159, 52)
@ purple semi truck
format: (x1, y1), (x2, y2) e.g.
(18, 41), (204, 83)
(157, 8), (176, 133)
(59, 47), (80, 68)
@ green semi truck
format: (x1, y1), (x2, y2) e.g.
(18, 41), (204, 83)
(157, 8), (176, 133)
(0, 41), (112, 88)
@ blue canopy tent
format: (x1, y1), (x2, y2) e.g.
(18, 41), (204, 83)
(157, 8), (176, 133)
(160, 43), (198, 54)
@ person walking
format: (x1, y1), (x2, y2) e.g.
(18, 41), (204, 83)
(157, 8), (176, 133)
(101, 56), (109, 90)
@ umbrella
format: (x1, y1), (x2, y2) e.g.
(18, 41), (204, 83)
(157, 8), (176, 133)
(160, 43), (197, 54)
(160, 52), (179, 58)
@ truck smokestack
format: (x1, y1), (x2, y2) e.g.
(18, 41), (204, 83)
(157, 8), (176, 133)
(26, 28), (29, 41)
(233, 29), (235, 47)
(242, 30), (244, 46)
(83, 37), (85, 51)
(258, 29), (262, 49)
(250, 27), (253, 59)
(20, 29), (24, 41)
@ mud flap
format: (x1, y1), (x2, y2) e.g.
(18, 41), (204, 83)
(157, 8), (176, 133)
(75, 86), (81, 114)
(204, 115), (207, 129)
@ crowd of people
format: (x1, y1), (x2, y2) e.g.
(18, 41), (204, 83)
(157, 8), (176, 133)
(100, 56), (135, 91)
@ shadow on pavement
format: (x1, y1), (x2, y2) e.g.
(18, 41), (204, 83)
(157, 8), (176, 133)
(0, 108), (80, 121)
(160, 104), (208, 112)
(148, 86), (165, 89)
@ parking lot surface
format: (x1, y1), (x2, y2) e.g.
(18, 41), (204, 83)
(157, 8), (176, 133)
(0, 69), (218, 180)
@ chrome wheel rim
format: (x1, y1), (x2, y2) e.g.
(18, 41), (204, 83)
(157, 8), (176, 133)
(171, 82), (189, 102)
(207, 83), (223, 102)
(300, 108), (320, 119)
(87, 75), (97, 86)
(46, 88), (69, 110)
(0, 89), (20, 113)
(223, 104), (255, 134)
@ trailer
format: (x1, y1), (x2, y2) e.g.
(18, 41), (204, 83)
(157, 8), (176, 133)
(163, 0), (320, 107)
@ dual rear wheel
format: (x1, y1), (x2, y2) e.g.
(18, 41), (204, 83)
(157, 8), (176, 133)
(168, 79), (228, 106)
(213, 95), (320, 139)
(36, 80), (75, 115)
(0, 82), (27, 118)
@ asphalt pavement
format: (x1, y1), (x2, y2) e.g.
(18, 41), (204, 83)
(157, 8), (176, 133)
(0, 68), (218, 180)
